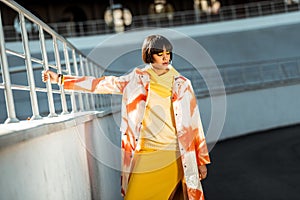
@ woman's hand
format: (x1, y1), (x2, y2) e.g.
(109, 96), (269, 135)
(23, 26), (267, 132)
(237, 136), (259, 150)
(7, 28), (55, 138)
(198, 165), (208, 180)
(42, 70), (59, 84)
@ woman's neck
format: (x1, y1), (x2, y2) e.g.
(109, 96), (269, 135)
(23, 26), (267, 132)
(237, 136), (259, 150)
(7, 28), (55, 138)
(150, 64), (169, 76)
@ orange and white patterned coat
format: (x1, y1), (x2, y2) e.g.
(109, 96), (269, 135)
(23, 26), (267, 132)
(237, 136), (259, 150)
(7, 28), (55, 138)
(63, 65), (211, 200)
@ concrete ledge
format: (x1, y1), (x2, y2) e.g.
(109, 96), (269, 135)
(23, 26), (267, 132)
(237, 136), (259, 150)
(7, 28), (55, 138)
(0, 109), (116, 149)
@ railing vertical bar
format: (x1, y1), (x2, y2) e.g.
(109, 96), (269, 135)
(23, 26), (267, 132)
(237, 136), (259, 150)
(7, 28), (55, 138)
(258, 3), (263, 16)
(19, 13), (42, 120)
(96, 67), (103, 109)
(72, 49), (84, 111)
(231, 6), (237, 20)
(219, 8), (224, 21)
(142, 16), (147, 27)
(91, 66), (97, 110)
(53, 37), (68, 114)
(88, 62), (96, 110)
(94, 67), (100, 109)
(84, 60), (93, 110)
(39, 25), (57, 117)
(270, 2), (275, 14)
(79, 56), (89, 110)
(245, 5), (249, 18)
(63, 42), (77, 113)
(284, 1), (288, 12)
(97, 66), (102, 108)
(0, 11), (19, 123)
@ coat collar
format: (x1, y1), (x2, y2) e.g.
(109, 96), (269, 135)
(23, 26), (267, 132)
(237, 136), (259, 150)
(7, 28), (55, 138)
(137, 65), (187, 87)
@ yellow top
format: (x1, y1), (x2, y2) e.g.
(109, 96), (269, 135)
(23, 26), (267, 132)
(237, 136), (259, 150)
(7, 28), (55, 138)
(139, 66), (180, 151)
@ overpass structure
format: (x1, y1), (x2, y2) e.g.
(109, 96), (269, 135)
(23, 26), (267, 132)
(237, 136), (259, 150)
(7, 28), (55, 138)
(0, 1), (300, 200)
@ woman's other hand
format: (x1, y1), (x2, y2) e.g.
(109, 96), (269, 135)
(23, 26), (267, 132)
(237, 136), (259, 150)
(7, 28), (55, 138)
(42, 70), (59, 84)
(198, 165), (207, 180)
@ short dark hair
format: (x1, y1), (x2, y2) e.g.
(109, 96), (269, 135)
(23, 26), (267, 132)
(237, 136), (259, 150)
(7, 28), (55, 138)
(141, 35), (173, 63)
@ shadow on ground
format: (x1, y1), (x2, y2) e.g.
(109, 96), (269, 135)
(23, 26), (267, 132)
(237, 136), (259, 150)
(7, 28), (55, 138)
(202, 124), (300, 200)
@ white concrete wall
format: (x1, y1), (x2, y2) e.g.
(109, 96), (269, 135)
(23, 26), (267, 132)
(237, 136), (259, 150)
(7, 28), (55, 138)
(0, 112), (123, 200)
(0, 123), (91, 200)
(199, 84), (300, 145)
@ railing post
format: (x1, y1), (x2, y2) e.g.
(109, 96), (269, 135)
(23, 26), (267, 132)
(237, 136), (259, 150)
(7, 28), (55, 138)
(245, 5), (249, 18)
(82, 59), (91, 110)
(73, 50), (84, 111)
(219, 9), (224, 21)
(231, 6), (237, 20)
(258, 3), (263, 16)
(53, 37), (69, 114)
(284, 1), (288, 12)
(194, 0), (200, 23)
(96, 67), (103, 109)
(270, 2), (275, 15)
(0, 11), (19, 123)
(39, 25), (57, 117)
(19, 13), (42, 120)
(79, 55), (89, 110)
(63, 42), (77, 113)
(94, 67), (101, 109)
(86, 61), (96, 110)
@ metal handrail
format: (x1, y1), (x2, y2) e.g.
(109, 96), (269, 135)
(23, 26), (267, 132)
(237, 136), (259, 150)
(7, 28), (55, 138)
(183, 56), (300, 98)
(0, 0), (110, 124)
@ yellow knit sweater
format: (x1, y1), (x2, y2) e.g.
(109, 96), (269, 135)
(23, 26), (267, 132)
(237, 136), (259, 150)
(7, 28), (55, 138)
(139, 66), (180, 151)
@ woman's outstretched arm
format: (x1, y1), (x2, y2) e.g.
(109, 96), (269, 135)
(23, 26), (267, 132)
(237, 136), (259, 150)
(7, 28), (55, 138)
(42, 70), (131, 94)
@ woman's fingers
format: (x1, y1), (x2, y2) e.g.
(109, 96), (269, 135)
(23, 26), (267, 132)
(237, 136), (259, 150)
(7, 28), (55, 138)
(42, 70), (49, 82)
(42, 70), (58, 83)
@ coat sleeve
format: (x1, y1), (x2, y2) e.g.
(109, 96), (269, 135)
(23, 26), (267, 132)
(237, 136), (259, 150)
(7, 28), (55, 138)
(188, 81), (211, 166)
(62, 71), (133, 94)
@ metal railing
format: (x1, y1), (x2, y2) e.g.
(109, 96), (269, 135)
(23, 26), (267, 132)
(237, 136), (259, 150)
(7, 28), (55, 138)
(2, 0), (300, 41)
(0, 0), (116, 124)
(183, 56), (300, 98)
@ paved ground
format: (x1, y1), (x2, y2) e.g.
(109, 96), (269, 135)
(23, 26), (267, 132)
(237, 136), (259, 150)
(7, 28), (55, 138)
(202, 124), (300, 200)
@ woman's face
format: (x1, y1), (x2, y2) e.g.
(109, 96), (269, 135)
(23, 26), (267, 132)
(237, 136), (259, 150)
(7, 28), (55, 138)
(151, 48), (171, 70)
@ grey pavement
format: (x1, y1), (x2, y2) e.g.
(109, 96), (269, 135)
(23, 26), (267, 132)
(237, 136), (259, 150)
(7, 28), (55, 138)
(202, 124), (300, 200)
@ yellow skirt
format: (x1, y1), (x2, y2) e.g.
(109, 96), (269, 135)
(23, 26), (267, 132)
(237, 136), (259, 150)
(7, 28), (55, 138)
(124, 148), (184, 200)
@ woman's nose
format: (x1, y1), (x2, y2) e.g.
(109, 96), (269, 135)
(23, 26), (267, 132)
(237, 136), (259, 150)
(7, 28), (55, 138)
(162, 53), (168, 60)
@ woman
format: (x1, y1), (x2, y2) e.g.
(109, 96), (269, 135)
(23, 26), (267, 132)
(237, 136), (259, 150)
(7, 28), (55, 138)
(43, 35), (210, 200)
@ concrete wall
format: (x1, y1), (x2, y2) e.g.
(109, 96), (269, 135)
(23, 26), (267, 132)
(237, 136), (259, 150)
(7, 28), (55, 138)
(0, 112), (123, 200)
(199, 84), (300, 146)
(0, 123), (92, 200)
